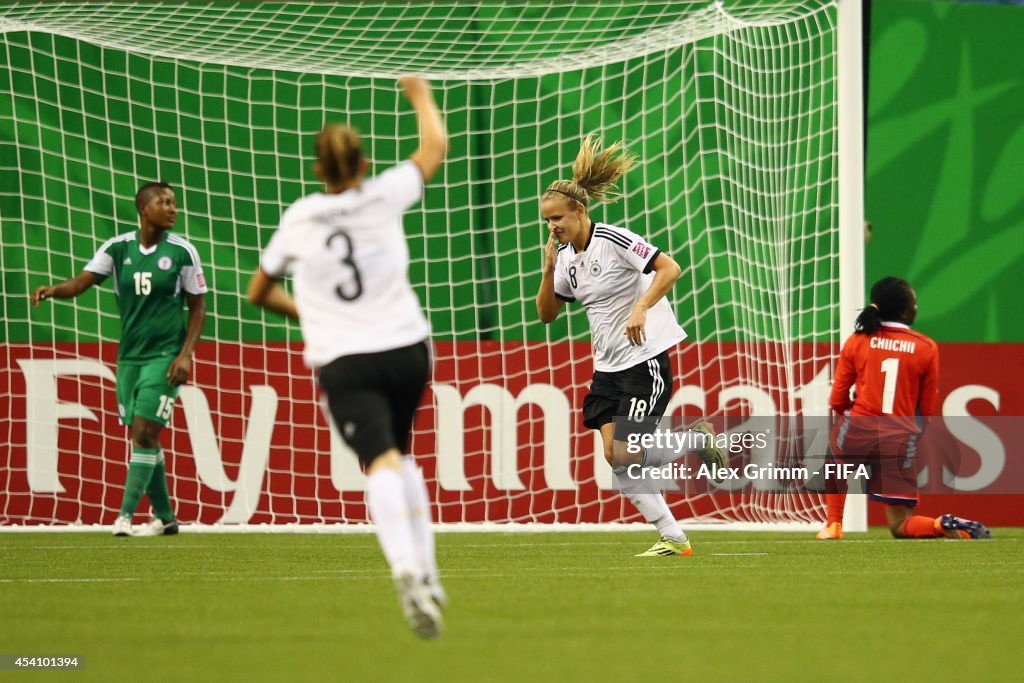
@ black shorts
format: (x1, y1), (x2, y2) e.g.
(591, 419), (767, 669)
(582, 349), (673, 441)
(317, 341), (430, 467)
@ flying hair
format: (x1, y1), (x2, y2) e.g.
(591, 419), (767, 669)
(544, 134), (638, 207)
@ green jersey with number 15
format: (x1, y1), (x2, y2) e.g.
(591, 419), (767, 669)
(85, 231), (208, 364)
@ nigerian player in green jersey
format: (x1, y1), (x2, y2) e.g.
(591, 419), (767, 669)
(31, 182), (208, 537)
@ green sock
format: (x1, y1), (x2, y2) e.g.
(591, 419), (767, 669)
(118, 447), (159, 519)
(145, 457), (175, 522)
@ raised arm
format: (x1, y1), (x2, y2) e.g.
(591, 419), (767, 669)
(247, 267), (299, 320)
(400, 76), (447, 182)
(31, 270), (97, 306)
(536, 235), (564, 324)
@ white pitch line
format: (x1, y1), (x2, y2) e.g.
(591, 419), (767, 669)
(0, 569), (675, 585)
(0, 537), (1014, 552)
(710, 552), (769, 556)
(0, 562), (736, 586)
(0, 544), (280, 551)
(0, 577), (145, 584)
(5, 560), (1019, 586)
(0, 575), (362, 585)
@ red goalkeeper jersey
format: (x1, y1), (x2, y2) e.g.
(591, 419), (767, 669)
(829, 322), (939, 418)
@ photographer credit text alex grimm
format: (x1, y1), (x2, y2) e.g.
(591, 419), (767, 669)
(621, 427), (869, 484)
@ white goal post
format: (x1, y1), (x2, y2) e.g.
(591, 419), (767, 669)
(0, 0), (865, 531)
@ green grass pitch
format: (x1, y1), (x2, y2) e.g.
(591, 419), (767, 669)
(2, 529), (1021, 682)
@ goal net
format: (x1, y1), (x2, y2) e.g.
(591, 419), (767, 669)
(1, 0), (850, 530)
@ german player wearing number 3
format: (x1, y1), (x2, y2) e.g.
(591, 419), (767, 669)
(818, 276), (990, 541)
(247, 76), (447, 638)
(31, 182), (208, 538)
(536, 135), (727, 558)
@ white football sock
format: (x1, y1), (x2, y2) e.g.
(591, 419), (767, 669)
(366, 467), (416, 577)
(399, 457), (438, 581)
(614, 468), (687, 543)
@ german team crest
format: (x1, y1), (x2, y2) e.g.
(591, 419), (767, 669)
(589, 261), (602, 277)
(157, 256), (173, 270)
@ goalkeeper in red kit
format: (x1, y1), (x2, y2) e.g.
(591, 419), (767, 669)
(817, 276), (990, 540)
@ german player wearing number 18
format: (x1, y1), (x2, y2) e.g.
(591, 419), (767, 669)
(535, 135), (727, 558)
(31, 182), (208, 538)
(247, 76), (447, 639)
(819, 276), (990, 540)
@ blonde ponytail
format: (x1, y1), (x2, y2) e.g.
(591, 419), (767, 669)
(316, 124), (364, 186)
(544, 134), (637, 207)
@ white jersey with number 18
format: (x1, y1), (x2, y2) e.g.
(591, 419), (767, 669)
(553, 221), (687, 373)
(260, 160), (431, 368)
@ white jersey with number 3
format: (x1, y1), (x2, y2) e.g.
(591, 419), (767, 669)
(260, 160), (430, 368)
(553, 222), (686, 373)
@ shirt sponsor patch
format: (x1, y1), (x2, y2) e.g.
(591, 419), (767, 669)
(631, 242), (651, 259)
